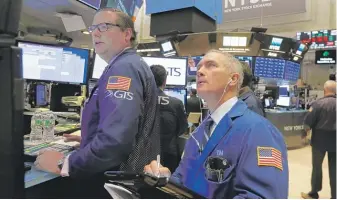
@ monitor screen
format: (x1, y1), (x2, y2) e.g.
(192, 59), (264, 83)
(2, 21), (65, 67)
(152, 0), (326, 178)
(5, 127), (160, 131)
(235, 56), (253, 68)
(269, 37), (283, 51)
(315, 50), (336, 64)
(279, 87), (288, 96)
(92, 54), (108, 79)
(296, 31), (312, 44)
(254, 57), (285, 79)
(142, 57), (187, 86)
(18, 42), (89, 84)
(164, 89), (187, 105)
(36, 84), (47, 106)
(277, 96), (291, 107)
(284, 61), (301, 81)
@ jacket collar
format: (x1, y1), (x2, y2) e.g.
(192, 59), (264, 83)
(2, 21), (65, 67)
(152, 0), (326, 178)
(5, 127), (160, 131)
(239, 86), (254, 101)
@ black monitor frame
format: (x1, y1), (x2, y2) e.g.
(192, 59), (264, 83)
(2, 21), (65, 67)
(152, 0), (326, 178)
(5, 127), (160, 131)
(16, 40), (90, 85)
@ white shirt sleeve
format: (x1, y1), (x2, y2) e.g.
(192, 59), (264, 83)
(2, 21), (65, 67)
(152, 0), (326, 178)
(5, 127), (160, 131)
(60, 154), (71, 177)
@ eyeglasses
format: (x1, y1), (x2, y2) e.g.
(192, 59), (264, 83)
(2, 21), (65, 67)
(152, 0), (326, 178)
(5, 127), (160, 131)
(88, 23), (120, 33)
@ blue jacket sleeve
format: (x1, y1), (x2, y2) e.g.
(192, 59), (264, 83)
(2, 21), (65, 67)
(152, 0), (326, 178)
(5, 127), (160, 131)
(233, 121), (289, 199)
(304, 103), (319, 129)
(69, 62), (143, 177)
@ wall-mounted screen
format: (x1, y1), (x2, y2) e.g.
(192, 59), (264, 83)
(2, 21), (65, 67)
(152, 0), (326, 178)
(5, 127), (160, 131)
(186, 56), (203, 76)
(92, 54), (108, 79)
(315, 50), (336, 64)
(297, 30), (337, 49)
(18, 42), (89, 84)
(142, 57), (187, 86)
(284, 61), (301, 81)
(254, 57), (285, 79)
(164, 89), (187, 105)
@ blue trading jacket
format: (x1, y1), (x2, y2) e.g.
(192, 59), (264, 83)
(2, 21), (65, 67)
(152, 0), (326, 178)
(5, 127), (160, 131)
(171, 100), (289, 198)
(69, 49), (160, 177)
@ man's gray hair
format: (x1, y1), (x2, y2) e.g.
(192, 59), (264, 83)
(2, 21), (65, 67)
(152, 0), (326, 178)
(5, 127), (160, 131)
(206, 49), (244, 90)
(96, 8), (138, 48)
(324, 80), (336, 94)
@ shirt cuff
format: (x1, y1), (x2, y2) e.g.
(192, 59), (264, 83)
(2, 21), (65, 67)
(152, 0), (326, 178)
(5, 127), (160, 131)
(60, 154), (71, 177)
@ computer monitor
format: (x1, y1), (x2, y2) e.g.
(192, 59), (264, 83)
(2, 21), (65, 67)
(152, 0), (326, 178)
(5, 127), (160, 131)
(88, 79), (98, 96)
(163, 89), (187, 105)
(92, 54), (108, 79)
(18, 42), (89, 84)
(142, 57), (187, 86)
(279, 86), (288, 96)
(277, 96), (291, 107)
(36, 84), (48, 107)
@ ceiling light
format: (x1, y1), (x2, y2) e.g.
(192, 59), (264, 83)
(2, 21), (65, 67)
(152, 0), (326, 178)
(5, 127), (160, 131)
(81, 30), (90, 35)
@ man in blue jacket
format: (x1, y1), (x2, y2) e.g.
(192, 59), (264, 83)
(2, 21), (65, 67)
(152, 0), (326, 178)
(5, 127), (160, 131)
(144, 50), (289, 198)
(35, 9), (160, 198)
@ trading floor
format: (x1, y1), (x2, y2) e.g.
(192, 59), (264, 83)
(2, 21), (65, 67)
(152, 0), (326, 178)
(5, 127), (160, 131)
(288, 146), (331, 199)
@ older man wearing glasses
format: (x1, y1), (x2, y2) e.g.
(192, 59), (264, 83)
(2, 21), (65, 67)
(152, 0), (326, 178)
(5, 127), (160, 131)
(34, 8), (160, 198)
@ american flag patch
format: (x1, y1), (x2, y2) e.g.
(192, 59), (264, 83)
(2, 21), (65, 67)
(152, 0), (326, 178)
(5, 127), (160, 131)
(106, 76), (131, 91)
(257, 147), (283, 170)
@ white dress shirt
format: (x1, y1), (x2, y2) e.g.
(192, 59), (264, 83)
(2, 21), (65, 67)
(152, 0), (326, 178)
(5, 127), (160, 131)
(209, 96), (238, 136)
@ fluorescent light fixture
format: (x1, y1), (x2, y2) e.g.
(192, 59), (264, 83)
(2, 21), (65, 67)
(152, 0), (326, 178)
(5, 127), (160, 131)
(81, 30), (90, 34)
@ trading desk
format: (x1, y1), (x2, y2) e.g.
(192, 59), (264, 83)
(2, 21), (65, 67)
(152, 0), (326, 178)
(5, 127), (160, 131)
(24, 131), (80, 198)
(265, 109), (309, 148)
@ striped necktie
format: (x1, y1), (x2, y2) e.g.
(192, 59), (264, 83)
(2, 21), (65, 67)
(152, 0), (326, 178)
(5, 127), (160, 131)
(203, 117), (214, 142)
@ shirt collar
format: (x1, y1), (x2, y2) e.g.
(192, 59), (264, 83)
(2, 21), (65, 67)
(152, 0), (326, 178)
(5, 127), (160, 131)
(210, 96), (238, 125)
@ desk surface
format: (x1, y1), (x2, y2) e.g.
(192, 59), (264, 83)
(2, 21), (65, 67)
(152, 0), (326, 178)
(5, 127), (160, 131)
(25, 163), (60, 188)
(24, 131), (80, 189)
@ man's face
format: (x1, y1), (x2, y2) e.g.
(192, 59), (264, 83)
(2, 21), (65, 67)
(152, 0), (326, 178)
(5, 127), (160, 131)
(91, 11), (131, 58)
(196, 52), (232, 99)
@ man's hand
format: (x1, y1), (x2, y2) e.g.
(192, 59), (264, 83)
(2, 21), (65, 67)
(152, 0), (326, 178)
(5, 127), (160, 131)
(63, 134), (81, 143)
(34, 150), (64, 174)
(144, 160), (171, 178)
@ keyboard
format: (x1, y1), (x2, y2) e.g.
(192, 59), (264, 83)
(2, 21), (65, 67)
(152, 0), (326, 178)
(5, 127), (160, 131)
(24, 142), (75, 157)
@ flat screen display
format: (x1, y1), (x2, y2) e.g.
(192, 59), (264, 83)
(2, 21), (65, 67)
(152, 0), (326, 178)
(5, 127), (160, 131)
(92, 54), (108, 79)
(164, 89), (187, 105)
(297, 30), (337, 49)
(36, 84), (47, 106)
(269, 37), (283, 51)
(277, 96), (291, 107)
(142, 57), (187, 86)
(284, 61), (301, 81)
(18, 42), (89, 84)
(254, 57), (285, 79)
(315, 50), (336, 64)
(235, 56), (253, 68)
(296, 32), (312, 44)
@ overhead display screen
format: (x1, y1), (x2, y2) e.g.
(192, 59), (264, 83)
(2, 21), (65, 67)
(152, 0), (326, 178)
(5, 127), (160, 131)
(297, 30), (337, 49)
(235, 56), (253, 68)
(254, 57), (285, 79)
(186, 56), (203, 76)
(315, 50), (336, 64)
(18, 42), (89, 84)
(92, 55), (108, 79)
(296, 32), (311, 44)
(142, 57), (187, 86)
(284, 61), (301, 81)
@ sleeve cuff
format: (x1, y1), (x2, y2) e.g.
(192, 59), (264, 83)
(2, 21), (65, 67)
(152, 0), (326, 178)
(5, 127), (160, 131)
(60, 154), (71, 177)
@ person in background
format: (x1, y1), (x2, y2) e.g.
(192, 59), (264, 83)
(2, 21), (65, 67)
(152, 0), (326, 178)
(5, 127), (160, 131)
(34, 8), (160, 198)
(186, 88), (203, 115)
(144, 50), (289, 198)
(301, 80), (336, 199)
(150, 64), (188, 172)
(238, 62), (264, 116)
